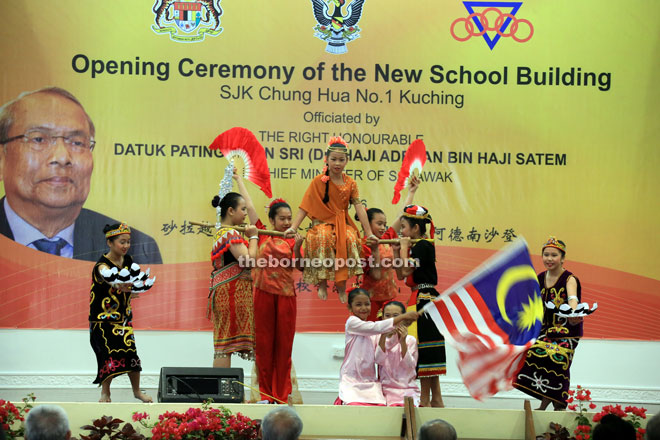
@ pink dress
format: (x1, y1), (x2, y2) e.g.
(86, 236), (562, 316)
(338, 316), (395, 405)
(376, 334), (421, 406)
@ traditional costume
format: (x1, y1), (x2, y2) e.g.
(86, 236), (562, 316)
(337, 316), (394, 405)
(299, 139), (363, 285)
(360, 226), (399, 321)
(209, 227), (255, 360)
(89, 223), (142, 384)
(402, 205), (447, 377)
(253, 215), (298, 403)
(375, 333), (421, 406)
(513, 238), (582, 407)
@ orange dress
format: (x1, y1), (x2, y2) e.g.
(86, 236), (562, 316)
(299, 173), (363, 284)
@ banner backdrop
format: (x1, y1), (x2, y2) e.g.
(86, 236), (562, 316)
(1, 1), (659, 339)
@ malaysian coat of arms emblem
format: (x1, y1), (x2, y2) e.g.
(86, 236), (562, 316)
(152, 0), (223, 43)
(311, 0), (366, 54)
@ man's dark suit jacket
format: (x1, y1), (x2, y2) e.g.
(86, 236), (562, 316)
(0, 197), (162, 264)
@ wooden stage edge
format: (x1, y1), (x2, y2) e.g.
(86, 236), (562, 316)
(23, 401), (624, 440)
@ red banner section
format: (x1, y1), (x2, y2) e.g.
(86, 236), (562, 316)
(1, 235), (658, 340)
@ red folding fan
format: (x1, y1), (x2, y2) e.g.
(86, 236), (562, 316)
(209, 127), (273, 198)
(392, 139), (426, 204)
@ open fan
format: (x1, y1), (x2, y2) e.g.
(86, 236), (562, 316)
(209, 127), (273, 198)
(392, 139), (426, 204)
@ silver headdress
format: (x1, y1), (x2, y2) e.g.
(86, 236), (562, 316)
(216, 159), (235, 227)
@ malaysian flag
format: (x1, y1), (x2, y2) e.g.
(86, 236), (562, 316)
(422, 239), (543, 400)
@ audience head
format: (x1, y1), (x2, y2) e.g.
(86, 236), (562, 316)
(260, 407), (303, 440)
(24, 405), (71, 440)
(417, 418), (457, 440)
(592, 414), (636, 440)
(646, 411), (660, 440)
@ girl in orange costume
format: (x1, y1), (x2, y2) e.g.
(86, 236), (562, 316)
(285, 137), (375, 303)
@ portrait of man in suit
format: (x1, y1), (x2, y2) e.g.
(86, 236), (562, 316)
(0, 87), (161, 263)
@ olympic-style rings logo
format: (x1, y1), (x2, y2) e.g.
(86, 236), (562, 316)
(451, 7), (534, 43)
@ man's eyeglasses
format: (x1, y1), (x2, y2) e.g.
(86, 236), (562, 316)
(0, 130), (95, 152)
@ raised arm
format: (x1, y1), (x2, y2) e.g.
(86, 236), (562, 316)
(233, 168), (259, 225)
(390, 175), (419, 233)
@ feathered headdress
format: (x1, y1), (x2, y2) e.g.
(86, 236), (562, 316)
(209, 126), (273, 196)
(392, 139), (426, 204)
(402, 204), (435, 239)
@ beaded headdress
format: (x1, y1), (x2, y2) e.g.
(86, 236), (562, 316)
(326, 136), (349, 154)
(542, 236), (566, 252)
(105, 223), (131, 238)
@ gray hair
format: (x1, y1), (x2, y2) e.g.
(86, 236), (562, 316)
(261, 407), (303, 440)
(417, 418), (457, 440)
(646, 412), (660, 440)
(24, 405), (70, 440)
(0, 87), (95, 141)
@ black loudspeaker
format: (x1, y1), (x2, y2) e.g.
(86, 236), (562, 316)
(157, 367), (244, 403)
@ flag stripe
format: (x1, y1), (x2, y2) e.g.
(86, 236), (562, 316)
(454, 286), (506, 346)
(449, 287), (498, 349)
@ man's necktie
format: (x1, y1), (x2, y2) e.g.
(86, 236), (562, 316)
(31, 238), (68, 256)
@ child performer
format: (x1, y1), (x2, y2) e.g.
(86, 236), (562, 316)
(234, 170), (304, 404)
(285, 137), (375, 303)
(209, 192), (259, 368)
(513, 237), (583, 411)
(376, 301), (421, 407)
(89, 223), (152, 403)
(358, 175), (420, 320)
(394, 205), (446, 407)
(337, 288), (419, 405)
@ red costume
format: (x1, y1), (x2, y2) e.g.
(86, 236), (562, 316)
(253, 220), (298, 403)
(360, 226), (399, 320)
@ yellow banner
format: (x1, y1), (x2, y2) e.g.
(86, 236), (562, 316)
(1, 0), (658, 283)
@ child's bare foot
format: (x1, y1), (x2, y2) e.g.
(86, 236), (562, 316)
(317, 284), (328, 300)
(134, 391), (153, 403)
(99, 392), (111, 403)
(338, 290), (347, 304)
